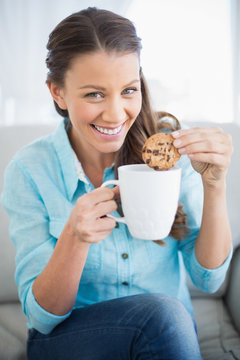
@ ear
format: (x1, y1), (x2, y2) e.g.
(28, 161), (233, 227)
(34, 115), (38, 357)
(47, 82), (67, 110)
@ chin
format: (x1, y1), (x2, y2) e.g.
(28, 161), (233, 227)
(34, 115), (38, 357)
(98, 142), (123, 154)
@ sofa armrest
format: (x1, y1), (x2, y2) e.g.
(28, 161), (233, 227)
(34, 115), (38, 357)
(224, 245), (240, 333)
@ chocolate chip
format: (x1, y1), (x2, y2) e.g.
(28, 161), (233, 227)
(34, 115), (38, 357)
(158, 142), (164, 146)
(154, 166), (160, 170)
(146, 158), (151, 164)
(147, 149), (152, 153)
(153, 149), (159, 155)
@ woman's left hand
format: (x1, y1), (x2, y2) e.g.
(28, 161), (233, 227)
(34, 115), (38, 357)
(172, 127), (233, 186)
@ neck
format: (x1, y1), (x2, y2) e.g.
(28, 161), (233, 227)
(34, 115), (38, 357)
(68, 128), (115, 186)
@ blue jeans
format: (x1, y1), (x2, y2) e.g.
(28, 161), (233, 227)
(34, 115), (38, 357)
(27, 293), (202, 360)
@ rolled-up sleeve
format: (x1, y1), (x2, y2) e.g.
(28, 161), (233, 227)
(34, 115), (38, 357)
(1, 158), (71, 334)
(188, 245), (233, 293)
(26, 284), (71, 334)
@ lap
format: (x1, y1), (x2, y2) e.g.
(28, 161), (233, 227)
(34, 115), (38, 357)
(27, 293), (202, 360)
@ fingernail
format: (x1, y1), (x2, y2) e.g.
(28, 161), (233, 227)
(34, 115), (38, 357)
(173, 139), (182, 147)
(178, 147), (186, 154)
(172, 131), (180, 138)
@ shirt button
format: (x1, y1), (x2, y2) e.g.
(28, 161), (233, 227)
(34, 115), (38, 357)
(122, 281), (129, 286)
(121, 253), (128, 260)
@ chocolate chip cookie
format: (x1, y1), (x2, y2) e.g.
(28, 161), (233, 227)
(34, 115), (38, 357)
(142, 133), (181, 170)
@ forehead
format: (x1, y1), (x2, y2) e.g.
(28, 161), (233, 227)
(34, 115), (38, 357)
(65, 50), (140, 86)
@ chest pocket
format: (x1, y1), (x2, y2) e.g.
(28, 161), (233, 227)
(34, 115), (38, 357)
(49, 219), (102, 272)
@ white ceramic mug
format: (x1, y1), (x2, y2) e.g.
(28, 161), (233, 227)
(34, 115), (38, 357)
(101, 164), (181, 240)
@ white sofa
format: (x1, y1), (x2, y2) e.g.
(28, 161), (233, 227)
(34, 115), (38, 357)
(0, 121), (240, 360)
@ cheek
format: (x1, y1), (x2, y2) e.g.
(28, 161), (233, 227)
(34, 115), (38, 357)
(131, 95), (142, 118)
(71, 104), (100, 125)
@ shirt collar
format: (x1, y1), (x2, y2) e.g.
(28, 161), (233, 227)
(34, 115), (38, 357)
(73, 152), (89, 185)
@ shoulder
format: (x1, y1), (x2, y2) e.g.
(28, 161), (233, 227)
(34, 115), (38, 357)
(3, 132), (62, 190)
(13, 134), (56, 171)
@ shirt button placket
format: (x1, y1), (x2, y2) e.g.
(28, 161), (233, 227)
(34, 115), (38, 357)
(121, 253), (129, 288)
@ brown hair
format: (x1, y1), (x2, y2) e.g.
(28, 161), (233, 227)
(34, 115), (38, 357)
(46, 7), (188, 243)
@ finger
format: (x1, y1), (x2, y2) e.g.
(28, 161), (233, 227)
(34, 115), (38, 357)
(79, 187), (115, 207)
(112, 185), (120, 198)
(174, 128), (232, 154)
(178, 140), (231, 156)
(172, 126), (224, 140)
(94, 200), (118, 218)
(77, 217), (116, 243)
(92, 187), (116, 204)
(173, 127), (225, 148)
(94, 216), (116, 232)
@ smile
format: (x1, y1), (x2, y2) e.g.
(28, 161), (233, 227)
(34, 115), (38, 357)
(91, 124), (123, 135)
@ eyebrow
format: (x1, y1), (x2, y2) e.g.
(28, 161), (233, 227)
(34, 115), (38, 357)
(78, 79), (140, 91)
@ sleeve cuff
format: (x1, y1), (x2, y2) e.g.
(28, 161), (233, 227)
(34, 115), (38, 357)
(189, 245), (233, 293)
(26, 284), (72, 334)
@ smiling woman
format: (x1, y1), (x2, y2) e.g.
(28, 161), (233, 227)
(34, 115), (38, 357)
(1, 6), (233, 360)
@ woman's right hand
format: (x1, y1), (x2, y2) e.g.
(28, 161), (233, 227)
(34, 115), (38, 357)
(67, 186), (119, 244)
(32, 188), (119, 317)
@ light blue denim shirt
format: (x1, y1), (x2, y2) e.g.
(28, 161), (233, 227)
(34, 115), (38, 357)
(1, 119), (232, 335)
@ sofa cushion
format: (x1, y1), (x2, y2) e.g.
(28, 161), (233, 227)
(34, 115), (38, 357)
(0, 211), (19, 302)
(0, 302), (28, 343)
(0, 325), (26, 360)
(0, 303), (28, 359)
(192, 297), (240, 360)
(225, 245), (240, 333)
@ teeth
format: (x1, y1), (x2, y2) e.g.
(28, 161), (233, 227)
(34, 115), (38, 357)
(94, 124), (122, 135)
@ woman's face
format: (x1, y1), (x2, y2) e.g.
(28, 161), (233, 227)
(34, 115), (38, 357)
(53, 51), (142, 159)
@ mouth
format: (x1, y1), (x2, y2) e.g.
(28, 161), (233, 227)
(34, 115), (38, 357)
(91, 123), (123, 135)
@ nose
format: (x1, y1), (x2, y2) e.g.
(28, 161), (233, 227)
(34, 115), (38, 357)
(102, 97), (127, 125)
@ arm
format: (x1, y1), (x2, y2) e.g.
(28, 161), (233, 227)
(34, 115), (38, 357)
(195, 179), (231, 268)
(1, 159), (117, 333)
(173, 126), (233, 269)
(33, 188), (117, 316)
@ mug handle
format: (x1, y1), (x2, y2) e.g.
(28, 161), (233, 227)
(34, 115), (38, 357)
(100, 180), (127, 224)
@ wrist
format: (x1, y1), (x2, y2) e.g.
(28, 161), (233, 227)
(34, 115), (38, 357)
(63, 220), (90, 250)
(202, 177), (227, 194)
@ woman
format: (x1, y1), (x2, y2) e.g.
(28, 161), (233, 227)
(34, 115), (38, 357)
(1, 7), (233, 360)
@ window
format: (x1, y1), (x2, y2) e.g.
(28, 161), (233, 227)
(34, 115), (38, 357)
(127, 0), (234, 123)
(0, 0), (238, 125)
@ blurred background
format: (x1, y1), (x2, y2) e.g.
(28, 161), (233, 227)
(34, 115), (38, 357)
(0, 0), (239, 126)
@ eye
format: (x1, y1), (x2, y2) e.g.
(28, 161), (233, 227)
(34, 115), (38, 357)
(122, 87), (138, 95)
(85, 92), (103, 99)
